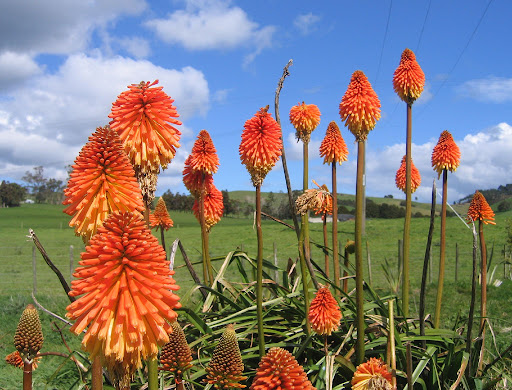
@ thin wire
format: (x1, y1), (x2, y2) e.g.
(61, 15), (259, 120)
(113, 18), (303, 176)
(415, 0), (432, 54)
(374, 0), (393, 84)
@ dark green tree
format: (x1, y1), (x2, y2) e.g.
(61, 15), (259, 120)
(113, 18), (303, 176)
(0, 181), (26, 207)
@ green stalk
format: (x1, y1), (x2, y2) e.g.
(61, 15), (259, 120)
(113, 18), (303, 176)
(298, 226), (311, 334)
(323, 212), (329, 278)
(147, 358), (158, 390)
(402, 103), (412, 317)
(23, 360), (32, 390)
(466, 223), (478, 372)
(160, 227), (166, 256)
(255, 184), (265, 357)
(434, 169), (448, 328)
(478, 219), (488, 375)
(332, 163), (340, 291)
(355, 140), (366, 364)
(199, 178), (214, 286)
(303, 141), (311, 260)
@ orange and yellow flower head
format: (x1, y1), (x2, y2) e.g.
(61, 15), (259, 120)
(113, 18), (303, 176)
(308, 287), (342, 336)
(289, 102), (321, 143)
(240, 106), (283, 187)
(393, 48), (425, 104)
(467, 191), (496, 225)
(183, 155), (213, 198)
(339, 70), (381, 141)
(109, 80), (182, 173)
(193, 183), (224, 231)
(250, 347), (316, 390)
(63, 126), (144, 243)
(351, 357), (393, 390)
(66, 211), (181, 379)
(150, 197), (174, 231)
(431, 130), (461, 178)
(395, 155), (421, 193)
(189, 130), (220, 175)
(205, 324), (247, 389)
(319, 121), (349, 165)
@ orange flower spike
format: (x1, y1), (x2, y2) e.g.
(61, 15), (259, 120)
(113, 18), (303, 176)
(351, 357), (393, 390)
(339, 70), (381, 140)
(289, 102), (321, 143)
(205, 324), (247, 389)
(160, 321), (193, 382)
(250, 347), (317, 390)
(308, 287), (342, 336)
(189, 130), (220, 174)
(150, 197), (174, 230)
(109, 80), (182, 173)
(63, 126), (144, 243)
(395, 155), (421, 193)
(312, 180), (333, 216)
(393, 48), (425, 104)
(193, 183), (224, 230)
(431, 130), (461, 178)
(183, 155), (213, 197)
(319, 121), (349, 165)
(467, 191), (496, 225)
(240, 106), (283, 186)
(66, 212), (181, 377)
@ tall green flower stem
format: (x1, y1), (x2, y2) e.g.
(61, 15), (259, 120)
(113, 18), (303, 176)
(331, 163), (340, 291)
(200, 179), (214, 287)
(160, 227), (167, 256)
(355, 140), (366, 364)
(322, 212), (329, 278)
(23, 360), (32, 390)
(467, 223), (478, 374)
(477, 219), (488, 374)
(302, 142), (311, 262)
(147, 359), (158, 390)
(255, 184), (265, 357)
(434, 169), (448, 328)
(402, 103), (412, 317)
(388, 299), (397, 389)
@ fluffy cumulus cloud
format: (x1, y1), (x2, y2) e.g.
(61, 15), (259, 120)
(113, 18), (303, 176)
(145, 0), (276, 64)
(0, 0), (146, 55)
(458, 76), (512, 103)
(0, 52), (42, 90)
(293, 13), (321, 35)
(0, 54), (209, 183)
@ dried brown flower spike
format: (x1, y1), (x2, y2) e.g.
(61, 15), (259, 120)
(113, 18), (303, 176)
(14, 304), (43, 360)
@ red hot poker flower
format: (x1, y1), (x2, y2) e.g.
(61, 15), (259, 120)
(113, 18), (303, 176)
(193, 183), (224, 231)
(467, 191), (496, 225)
(319, 121), (349, 165)
(66, 212), (181, 377)
(395, 155), (421, 193)
(431, 130), (461, 178)
(109, 80), (182, 173)
(240, 106), (283, 186)
(308, 287), (342, 336)
(339, 70), (381, 140)
(289, 102), (321, 143)
(393, 48), (425, 104)
(150, 197), (174, 231)
(189, 130), (219, 174)
(183, 155), (213, 198)
(351, 357), (393, 390)
(63, 126), (144, 243)
(250, 347), (316, 390)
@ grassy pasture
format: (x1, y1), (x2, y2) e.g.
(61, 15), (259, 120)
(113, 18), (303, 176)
(0, 203), (511, 388)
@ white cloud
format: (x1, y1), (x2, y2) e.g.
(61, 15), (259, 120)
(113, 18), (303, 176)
(0, 0), (146, 55)
(458, 76), (512, 103)
(146, 0), (275, 64)
(0, 54), (209, 182)
(294, 13), (321, 35)
(0, 52), (42, 90)
(117, 37), (151, 59)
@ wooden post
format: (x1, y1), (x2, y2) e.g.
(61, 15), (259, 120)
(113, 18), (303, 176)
(366, 240), (372, 286)
(455, 243), (459, 282)
(273, 242), (279, 282)
(32, 246), (36, 294)
(69, 245), (74, 285)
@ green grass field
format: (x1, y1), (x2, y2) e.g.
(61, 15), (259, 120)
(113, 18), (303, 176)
(0, 203), (511, 388)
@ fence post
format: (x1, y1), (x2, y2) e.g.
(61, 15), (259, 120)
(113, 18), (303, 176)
(69, 245), (74, 285)
(455, 243), (459, 282)
(273, 242), (279, 282)
(32, 246), (36, 294)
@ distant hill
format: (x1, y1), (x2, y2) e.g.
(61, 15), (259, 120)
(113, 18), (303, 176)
(458, 184), (512, 212)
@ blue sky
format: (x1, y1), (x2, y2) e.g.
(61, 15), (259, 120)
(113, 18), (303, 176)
(0, 0), (510, 203)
